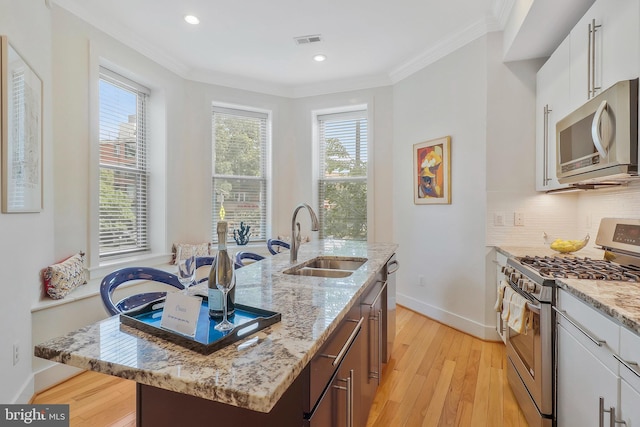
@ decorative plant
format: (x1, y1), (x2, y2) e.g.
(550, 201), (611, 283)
(233, 222), (251, 245)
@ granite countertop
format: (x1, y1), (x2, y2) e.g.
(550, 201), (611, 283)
(496, 245), (640, 335)
(34, 240), (398, 413)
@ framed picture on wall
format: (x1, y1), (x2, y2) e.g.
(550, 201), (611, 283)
(413, 136), (451, 205)
(1, 35), (43, 213)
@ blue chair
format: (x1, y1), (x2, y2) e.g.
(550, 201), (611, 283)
(195, 256), (216, 283)
(267, 239), (290, 255)
(234, 251), (265, 269)
(100, 267), (184, 316)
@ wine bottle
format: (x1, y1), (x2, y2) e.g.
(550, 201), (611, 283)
(208, 222), (236, 319)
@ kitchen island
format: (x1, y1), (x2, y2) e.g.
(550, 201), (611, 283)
(35, 240), (397, 426)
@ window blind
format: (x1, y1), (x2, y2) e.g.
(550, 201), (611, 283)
(318, 110), (368, 240)
(212, 106), (268, 243)
(98, 67), (150, 257)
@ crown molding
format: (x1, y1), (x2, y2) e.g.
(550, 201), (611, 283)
(52, 0), (190, 77)
(53, 0), (502, 97)
(389, 16), (499, 84)
(188, 68), (392, 99)
(492, 0), (516, 28)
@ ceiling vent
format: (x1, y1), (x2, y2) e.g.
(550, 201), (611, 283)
(294, 34), (323, 45)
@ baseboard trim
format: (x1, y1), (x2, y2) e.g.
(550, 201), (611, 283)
(33, 363), (84, 395)
(12, 375), (35, 404)
(397, 292), (500, 341)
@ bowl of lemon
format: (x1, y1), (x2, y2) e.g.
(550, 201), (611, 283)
(544, 233), (590, 254)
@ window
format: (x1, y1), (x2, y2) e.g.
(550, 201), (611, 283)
(212, 106), (269, 243)
(317, 110), (368, 240)
(98, 68), (150, 257)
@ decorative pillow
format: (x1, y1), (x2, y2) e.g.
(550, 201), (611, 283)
(43, 252), (87, 300)
(171, 242), (212, 264)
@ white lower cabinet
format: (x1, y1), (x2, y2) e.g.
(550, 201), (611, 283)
(620, 379), (640, 425)
(556, 324), (619, 427)
(556, 289), (635, 427)
(619, 326), (640, 425)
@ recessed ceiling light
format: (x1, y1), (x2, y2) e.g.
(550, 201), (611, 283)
(184, 15), (200, 25)
(313, 54), (327, 62)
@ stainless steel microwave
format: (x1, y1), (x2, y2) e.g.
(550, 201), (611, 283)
(556, 78), (638, 184)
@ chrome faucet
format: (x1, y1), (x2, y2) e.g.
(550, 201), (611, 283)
(290, 203), (319, 263)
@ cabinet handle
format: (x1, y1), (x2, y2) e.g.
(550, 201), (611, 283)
(588, 19), (602, 98)
(553, 306), (606, 347)
(348, 369), (353, 427)
(368, 308), (382, 383)
(368, 281), (387, 309)
(599, 397), (613, 427)
(323, 317), (364, 367)
(335, 370), (354, 427)
(387, 259), (399, 275)
(376, 308), (382, 385)
(543, 104), (552, 185)
(613, 353), (640, 378)
(599, 397), (627, 426)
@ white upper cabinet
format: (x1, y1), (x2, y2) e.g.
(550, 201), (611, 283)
(536, 37), (571, 191)
(535, 0), (639, 191)
(569, 0), (640, 109)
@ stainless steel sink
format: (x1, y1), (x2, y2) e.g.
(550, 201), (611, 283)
(289, 268), (353, 278)
(283, 256), (367, 278)
(304, 258), (366, 270)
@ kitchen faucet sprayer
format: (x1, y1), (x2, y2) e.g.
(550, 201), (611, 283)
(290, 203), (319, 263)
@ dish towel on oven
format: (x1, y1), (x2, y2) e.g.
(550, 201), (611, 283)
(494, 279), (508, 312)
(499, 286), (532, 334)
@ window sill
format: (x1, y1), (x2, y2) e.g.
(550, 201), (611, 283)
(32, 253), (175, 313)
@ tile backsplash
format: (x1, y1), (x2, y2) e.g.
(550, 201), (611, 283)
(577, 180), (640, 238)
(487, 180), (640, 249)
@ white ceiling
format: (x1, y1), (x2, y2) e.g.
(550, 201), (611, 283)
(54, 0), (516, 96)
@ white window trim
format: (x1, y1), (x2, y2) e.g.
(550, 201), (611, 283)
(211, 102), (273, 242)
(88, 43), (168, 280)
(311, 103), (374, 242)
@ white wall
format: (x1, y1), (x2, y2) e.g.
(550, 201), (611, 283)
(393, 35), (490, 337)
(0, 0), (53, 404)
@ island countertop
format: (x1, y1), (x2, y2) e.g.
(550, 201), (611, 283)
(495, 245), (640, 336)
(34, 240), (397, 413)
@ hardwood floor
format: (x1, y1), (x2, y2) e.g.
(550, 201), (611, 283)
(366, 306), (527, 427)
(32, 305), (526, 427)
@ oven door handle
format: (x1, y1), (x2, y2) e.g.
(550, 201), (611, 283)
(526, 302), (541, 315)
(553, 306), (606, 347)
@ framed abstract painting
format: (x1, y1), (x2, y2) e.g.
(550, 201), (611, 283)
(413, 136), (451, 205)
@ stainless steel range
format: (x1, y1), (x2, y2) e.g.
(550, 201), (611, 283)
(500, 218), (640, 427)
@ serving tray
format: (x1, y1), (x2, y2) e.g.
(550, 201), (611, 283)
(119, 296), (281, 354)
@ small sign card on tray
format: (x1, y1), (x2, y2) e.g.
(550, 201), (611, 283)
(160, 292), (202, 336)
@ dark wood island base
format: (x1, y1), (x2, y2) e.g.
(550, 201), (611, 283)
(137, 373), (305, 427)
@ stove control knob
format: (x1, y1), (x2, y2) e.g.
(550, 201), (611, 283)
(510, 272), (521, 283)
(525, 282), (537, 293)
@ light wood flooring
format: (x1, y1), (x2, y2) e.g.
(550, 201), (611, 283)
(32, 305), (526, 426)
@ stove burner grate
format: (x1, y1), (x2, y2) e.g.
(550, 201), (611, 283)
(518, 255), (640, 282)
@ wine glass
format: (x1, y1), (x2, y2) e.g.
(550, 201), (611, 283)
(176, 247), (196, 294)
(214, 252), (236, 332)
